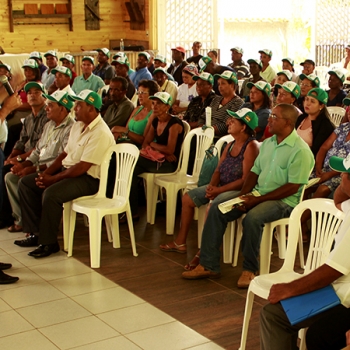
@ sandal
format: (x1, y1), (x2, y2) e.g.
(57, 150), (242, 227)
(184, 254), (200, 271)
(7, 224), (23, 233)
(159, 241), (187, 254)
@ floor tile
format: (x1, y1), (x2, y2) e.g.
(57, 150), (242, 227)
(0, 298), (11, 312)
(0, 238), (33, 254)
(0, 310), (34, 337)
(39, 316), (119, 349)
(126, 321), (209, 350)
(67, 336), (142, 350)
(0, 267), (45, 291)
(72, 286), (144, 314)
(11, 249), (68, 267)
(17, 298), (92, 328)
(0, 254), (25, 270)
(0, 229), (24, 242)
(97, 302), (175, 334)
(0, 329), (59, 350)
(185, 342), (225, 350)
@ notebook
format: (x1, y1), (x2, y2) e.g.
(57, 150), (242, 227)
(280, 285), (340, 325)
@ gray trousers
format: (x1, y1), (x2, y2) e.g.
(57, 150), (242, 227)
(5, 172), (22, 226)
(18, 173), (99, 245)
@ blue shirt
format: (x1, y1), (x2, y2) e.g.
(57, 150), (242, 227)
(129, 67), (152, 89)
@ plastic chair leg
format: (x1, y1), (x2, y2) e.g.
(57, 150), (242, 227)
(150, 183), (159, 225)
(67, 209), (77, 257)
(62, 201), (72, 252)
(88, 211), (102, 268)
(125, 207), (138, 257)
(109, 214), (121, 249)
(104, 215), (114, 244)
(165, 187), (178, 235)
(298, 230), (305, 269)
(299, 328), (307, 350)
(233, 218), (243, 267)
(238, 289), (255, 350)
(259, 223), (273, 275)
(276, 225), (287, 259)
(223, 222), (234, 264)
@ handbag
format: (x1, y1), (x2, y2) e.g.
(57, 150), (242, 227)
(198, 144), (219, 187)
(140, 146), (165, 163)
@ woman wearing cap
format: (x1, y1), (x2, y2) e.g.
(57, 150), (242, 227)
(159, 109), (259, 266)
(327, 70), (347, 107)
(296, 88), (335, 157)
(271, 70), (293, 106)
(127, 92), (184, 222)
(241, 81), (271, 140)
(296, 74), (320, 113)
(172, 64), (199, 117)
(111, 79), (159, 147)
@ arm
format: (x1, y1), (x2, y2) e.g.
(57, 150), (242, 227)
(334, 182), (350, 210)
(0, 93), (22, 120)
(150, 123), (183, 156)
(315, 132), (337, 175)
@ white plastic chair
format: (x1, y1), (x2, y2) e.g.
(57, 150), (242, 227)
(153, 126), (215, 235)
(238, 198), (345, 350)
(64, 144), (140, 268)
(314, 66), (329, 89)
(138, 120), (190, 225)
(327, 106), (346, 127)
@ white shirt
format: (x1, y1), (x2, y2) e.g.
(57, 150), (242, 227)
(177, 83), (198, 108)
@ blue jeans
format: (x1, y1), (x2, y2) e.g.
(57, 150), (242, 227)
(199, 200), (293, 273)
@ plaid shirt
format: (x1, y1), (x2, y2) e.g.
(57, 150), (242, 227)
(183, 91), (217, 124)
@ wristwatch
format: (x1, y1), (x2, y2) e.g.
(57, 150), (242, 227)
(16, 156), (23, 162)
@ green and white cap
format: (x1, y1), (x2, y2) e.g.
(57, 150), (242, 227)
(152, 67), (168, 76)
(307, 88), (328, 104)
(226, 108), (258, 130)
(111, 56), (130, 67)
(43, 90), (73, 110)
(24, 82), (46, 93)
(231, 47), (243, 54)
(275, 81), (301, 99)
(329, 154), (350, 173)
(328, 69), (346, 83)
(149, 91), (172, 105)
(277, 70), (293, 81)
(68, 89), (102, 110)
(198, 56), (212, 72)
(60, 54), (75, 64)
(282, 57), (294, 66)
(247, 59), (263, 68)
(51, 66), (72, 78)
(138, 52), (151, 61)
(214, 70), (238, 84)
(154, 54), (166, 63)
(44, 50), (57, 58)
(82, 56), (94, 64)
(343, 97), (350, 106)
(29, 51), (42, 60)
(113, 52), (126, 60)
(22, 59), (38, 69)
(246, 81), (271, 97)
(95, 48), (110, 58)
(0, 63), (11, 72)
(299, 73), (320, 87)
(192, 72), (214, 85)
(259, 49), (272, 57)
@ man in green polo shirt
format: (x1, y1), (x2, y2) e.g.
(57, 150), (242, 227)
(182, 104), (314, 288)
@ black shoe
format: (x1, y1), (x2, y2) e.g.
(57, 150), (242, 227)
(0, 262), (12, 270)
(28, 243), (60, 258)
(14, 235), (38, 247)
(0, 270), (19, 284)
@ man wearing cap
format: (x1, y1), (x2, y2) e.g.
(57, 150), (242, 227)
(17, 90), (114, 258)
(240, 59), (264, 101)
(60, 54), (77, 86)
(187, 41), (203, 68)
(129, 52), (153, 89)
(111, 56), (135, 100)
(72, 56), (105, 95)
(41, 50), (59, 91)
(183, 104), (314, 288)
(154, 55), (167, 69)
(259, 49), (276, 84)
(296, 59), (316, 85)
(29, 51), (47, 76)
(145, 50), (156, 75)
(260, 153), (350, 350)
(183, 72), (216, 129)
(327, 69), (347, 107)
(296, 73), (320, 113)
(113, 52), (135, 76)
(51, 66), (75, 96)
(103, 77), (134, 128)
(6, 91), (74, 235)
(281, 57), (298, 83)
(93, 48), (115, 85)
(228, 47), (250, 80)
(167, 47), (188, 86)
(152, 67), (178, 106)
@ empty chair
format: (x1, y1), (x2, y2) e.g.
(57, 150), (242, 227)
(327, 106), (346, 127)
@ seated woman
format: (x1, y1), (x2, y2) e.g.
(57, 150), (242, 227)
(296, 88), (335, 157)
(242, 81), (271, 140)
(111, 79), (159, 147)
(128, 92), (185, 221)
(296, 73), (320, 113)
(270, 70), (293, 105)
(159, 109), (259, 263)
(172, 64), (199, 117)
(327, 69), (347, 107)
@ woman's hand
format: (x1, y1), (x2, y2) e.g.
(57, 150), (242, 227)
(205, 185), (221, 200)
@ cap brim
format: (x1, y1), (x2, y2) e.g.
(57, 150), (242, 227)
(329, 156), (349, 173)
(149, 96), (169, 105)
(226, 110), (239, 118)
(343, 98), (350, 106)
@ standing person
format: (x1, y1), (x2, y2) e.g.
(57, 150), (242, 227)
(258, 49), (276, 84)
(167, 46), (188, 86)
(41, 50), (59, 91)
(240, 59), (264, 101)
(145, 50), (155, 75)
(93, 48), (115, 84)
(129, 52), (153, 89)
(342, 44), (350, 83)
(207, 50), (218, 64)
(228, 47), (250, 80)
(327, 69), (347, 107)
(187, 41), (203, 68)
(60, 54), (77, 86)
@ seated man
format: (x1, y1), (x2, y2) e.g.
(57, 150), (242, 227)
(260, 154), (350, 350)
(228, 47), (250, 80)
(7, 91), (74, 234)
(41, 50), (59, 91)
(182, 104), (314, 288)
(296, 59), (316, 85)
(129, 52), (153, 89)
(152, 67), (178, 105)
(93, 48), (115, 85)
(51, 66), (75, 95)
(111, 56), (136, 100)
(154, 54), (167, 69)
(240, 59), (264, 101)
(15, 90), (115, 257)
(60, 54), (77, 86)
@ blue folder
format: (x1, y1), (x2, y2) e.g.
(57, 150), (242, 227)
(280, 285), (341, 325)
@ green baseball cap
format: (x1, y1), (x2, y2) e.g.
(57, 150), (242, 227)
(0, 63), (11, 72)
(328, 69), (346, 83)
(277, 70), (293, 81)
(246, 81), (271, 97)
(82, 56), (94, 64)
(152, 67), (168, 76)
(154, 54), (166, 63)
(227, 108), (258, 130)
(343, 97), (350, 106)
(259, 49), (273, 57)
(192, 72), (214, 85)
(138, 52), (151, 61)
(51, 66), (72, 78)
(95, 48), (110, 58)
(231, 47), (243, 54)
(113, 52), (126, 60)
(43, 90), (73, 110)
(275, 81), (301, 99)
(198, 56), (212, 72)
(111, 56), (130, 67)
(282, 57), (294, 66)
(307, 88), (328, 104)
(214, 70), (238, 85)
(329, 154), (350, 173)
(247, 59), (263, 68)
(44, 50), (57, 58)
(68, 89), (102, 110)
(60, 54), (75, 64)
(22, 59), (38, 69)
(299, 73), (320, 87)
(24, 82), (46, 93)
(29, 51), (42, 60)
(149, 92), (172, 105)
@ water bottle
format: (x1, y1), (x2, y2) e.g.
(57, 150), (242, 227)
(120, 39), (124, 52)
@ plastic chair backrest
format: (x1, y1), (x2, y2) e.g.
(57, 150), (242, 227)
(214, 134), (234, 157)
(282, 199), (345, 273)
(98, 143), (139, 200)
(182, 120), (190, 137)
(327, 106), (346, 127)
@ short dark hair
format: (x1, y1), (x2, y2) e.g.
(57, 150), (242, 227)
(138, 79), (160, 96)
(208, 50), (218, 58)
(193, 41), (202, 46)
(111, 76), (128, 91)
(236, 118), (256, 137)
(275, 103), (299, 126)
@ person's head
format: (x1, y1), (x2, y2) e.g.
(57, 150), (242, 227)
(199, 56), (214, 73)
(343, 97), (350, 122)
(231, 47), (243, 63)
(207, 50), (218, 64)
(247, 81), (271, 109)
(299, 73), (320, 97)
(22, 59), (41, 81)
(52, 66), (72, 89)
(276, 70), (292, 86)
(137, 52), (150, 69)
(258, 49), (272, 65)
(328, 69), (345, 89)
(137, 79), (160, 105)
(60, 54), (75, 71)
(192, 41), (202, 55)
(44, 50), (58, 69)
(304, 88), (328, 117)
(0, 63), (11, 79)
(81, 56), (95, 75)
(95, 48), (110, 64)
(275, 81), (300, 105)
(281, 57), (294, 72)
(214, 71), (237, 97)
(171, 47), (186, 62)
(145, 50), (155, 66)
(70, 90), (102, 123)
(152, 67), (168, 87)
(226, 108), (258, 137)
(24, 82), (46, 108)
(247, 59), (262, 76)
(182, 64), (199, 85)
(29, 51), (43, 66)
(346, 44), (350, 56)
(154, 54), (167, 68)
(109, 77), (128, 103)
(329, 154), (350, 196)
(149, 92), (172, 117)
(192, 72), (213, 97)
(268, 104), (299, 135)
(43, 90), (73, 123)
(113, 52), (127, 61)
(300, 59), (315, 75)
(111, 56), (130, 77)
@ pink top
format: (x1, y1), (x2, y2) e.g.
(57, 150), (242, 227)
(297, 118), (313, 147)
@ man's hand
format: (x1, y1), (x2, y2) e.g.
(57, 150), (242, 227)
(165, 154), (177, 163)
(35, 172), (56, 189)
(239, 195), (262, 211)
(17, 166), (35, 178)
(205, 185), (221, 200)
(10, 163), (24, 175)
(268, 283), (292, 304)
(2, 93), (22, 113)
(4, 157), (19, 166)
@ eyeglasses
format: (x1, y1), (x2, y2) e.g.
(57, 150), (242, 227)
(137, 91), (149, 95)
(269, 113), (286, 120)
